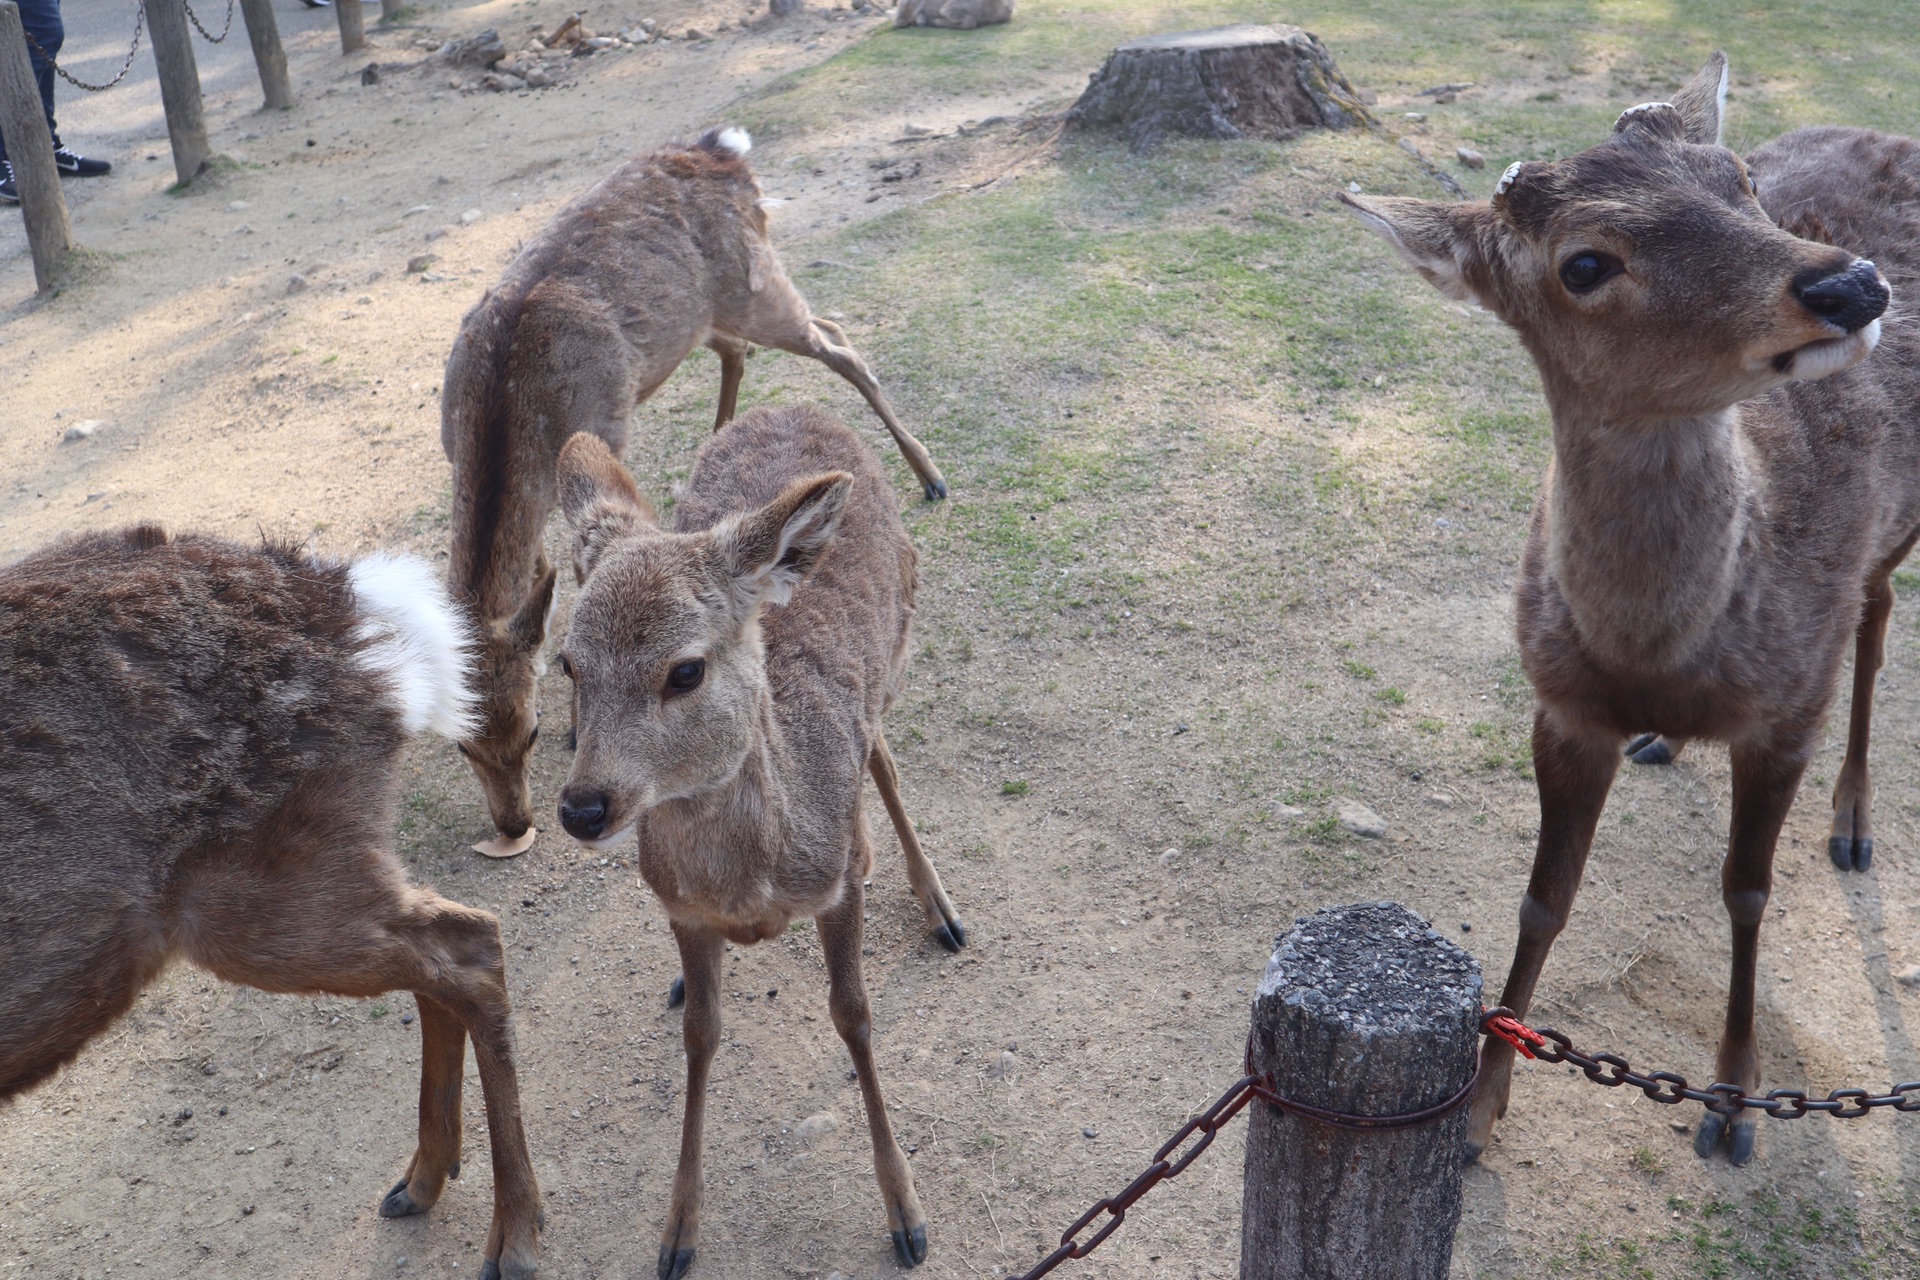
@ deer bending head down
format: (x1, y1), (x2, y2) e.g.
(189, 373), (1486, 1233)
(441, 129), (947, 852)
(0, 527), (541, 1278)
(1346, 52), (1908, 1165)
(554, 405), (965, 1278)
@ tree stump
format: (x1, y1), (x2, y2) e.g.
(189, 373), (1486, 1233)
(1241, 902), (1481, 1280)
(1067, 24), (1375, 153)
(893, 0), (1011, 30)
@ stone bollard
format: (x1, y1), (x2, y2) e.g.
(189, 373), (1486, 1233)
(1241, 902), (1482, 1280)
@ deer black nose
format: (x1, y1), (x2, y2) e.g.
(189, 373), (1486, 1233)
(1794, 260), (1889, 334)
(558, 790), (609, 840)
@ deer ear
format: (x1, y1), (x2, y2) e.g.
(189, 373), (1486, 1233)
(1339, 192), (1490, 307)
(557, 432), (656, 580)
(507, 565), (558, 654)
(717, 472), (853, 612)
(1671, 51), (1729, 146)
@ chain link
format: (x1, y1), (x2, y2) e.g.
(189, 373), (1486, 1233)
(1484, 1008), (1920, 1118)
(20, 0), (147, 92)
(182, 0), (235, 44)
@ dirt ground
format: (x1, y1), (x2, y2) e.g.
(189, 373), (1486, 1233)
(7, 0), (1920, 1278)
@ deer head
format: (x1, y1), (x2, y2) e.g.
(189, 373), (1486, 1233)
(551, 432), (851, 847)
(456, 567), (557, 840)
(1342, 53), (1889, 421)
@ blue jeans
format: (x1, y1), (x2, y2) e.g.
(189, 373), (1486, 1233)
(0, 0), (64, 166)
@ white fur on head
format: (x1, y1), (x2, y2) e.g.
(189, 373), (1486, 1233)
(715, 126), (751, 155)
(349, 553), (479, 739)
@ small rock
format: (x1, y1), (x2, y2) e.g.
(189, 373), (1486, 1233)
(769, 0), (801, 14)
(1456, 146), (1486, 170)
(286, 273), (309, 295)
(525, 66), (553, 88)
(226, 199), (250, 212)
(1272, 803), (1306, 819)
(1897, 964), (1920, 989)
(901, 122), (934, 137)
(795, 1111), (838, 1142)
(483, 71), (527, 92)
(1082, 1126), (1097, 1139)
(1334, 797), (1387, 839)
(401, 1012), (414, 1025)
(1425, 792), (1455, 808)
(683, 26), (708, 39)
(360, 63), (381, 86)
(1433, 91), (1458, 105)
(987, 1050), (1016, 1080)
(1157, 847), (1180, 866)
(461, 208), (483, 224)
(61, 419), (104, 443)
(1397, 137), (1426, 161)
(1403, 111), (1426, 123)
(1669, 1120), (1690, 1134)
(1460, 922), (1472, 933)
(1357, 88), (1378, 105)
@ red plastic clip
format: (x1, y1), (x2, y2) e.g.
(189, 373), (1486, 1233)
(1482, 1009), (1546, 1061)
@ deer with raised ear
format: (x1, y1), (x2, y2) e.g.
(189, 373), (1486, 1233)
(440, 127), (947, 855)
(1344, 52), (1912, 1165)
(552, 404), (965, 1278)
(0, 526), (542, 1278)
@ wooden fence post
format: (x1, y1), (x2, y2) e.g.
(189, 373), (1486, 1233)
(0, 0), (71, 291)
(237, 0), (293, 109)
(1242, 902), (1481, 1280)
(380, 0), (404, 25)
(334, 0), (366, 55)
(143, 0), (211, 185)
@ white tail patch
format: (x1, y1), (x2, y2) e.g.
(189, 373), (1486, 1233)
(348, 553), (479, 740)
(715, 126), (751, 155)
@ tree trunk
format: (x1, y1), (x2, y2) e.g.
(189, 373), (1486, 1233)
(1068, 24), (1375, 153)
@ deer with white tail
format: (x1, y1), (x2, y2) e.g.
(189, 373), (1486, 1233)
(553, 403), (964, 1278)
(0, 526), (542, 1278)
(441, 127), (947, 857)
(1344, 52), (1914, 1165)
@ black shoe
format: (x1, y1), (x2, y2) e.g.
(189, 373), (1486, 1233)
(300, 0), (331, 8)
(0, 162), (16, 204)
(52, 143), (110, 177)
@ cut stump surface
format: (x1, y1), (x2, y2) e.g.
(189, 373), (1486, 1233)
(1068, 23), (1376, 153)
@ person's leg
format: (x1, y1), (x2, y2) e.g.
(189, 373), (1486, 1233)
(14, 0), (62, 143)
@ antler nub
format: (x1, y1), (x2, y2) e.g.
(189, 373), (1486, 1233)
(1495, 161), (1525, 197)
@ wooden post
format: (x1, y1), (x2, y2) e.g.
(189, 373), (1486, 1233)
(237, 0), (293, 109)
(380, 0), (404, 24)
(1242, 902), (1481, 1280)
(143, 0), (211, 185)
(334, 0), (366, 55)
(0, 0), (70, 291)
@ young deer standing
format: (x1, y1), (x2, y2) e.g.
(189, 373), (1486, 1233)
(0, 527), (542, 1278)
(1346, 53), (1909, 1165)
(441, 128), (946, 849)
(553, 405), (965, 1278)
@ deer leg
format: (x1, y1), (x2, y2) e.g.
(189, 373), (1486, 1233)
(754, 316), (946, 501)
(817, 871), (928, 1266)
(180, 870), (542, 1280)
(660, 921), (723, 1280)
(708, 335), (749, 431)
(1624, 733), (1688, 766)
(1696, 733), (1811, 1165)
(378, 994), (467, 1218)
(868, 731), (966, 952)
(1467, 713), (1620, 1163)
(1830, 566), (1901, 871)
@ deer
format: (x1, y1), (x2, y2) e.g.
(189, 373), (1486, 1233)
(1343, 51), (1911, 1166)
(441, 127), (947, 853)
(0, 525), (542, 1279)
(551, 403), (966, 1278)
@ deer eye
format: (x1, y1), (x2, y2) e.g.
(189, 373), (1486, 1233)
(666, 659), (706, 694)
(527, 726), (539, 749)
(1559, 252), (1621, 293)
(456, 742), (473, 759)
(557, 653), (574, 679)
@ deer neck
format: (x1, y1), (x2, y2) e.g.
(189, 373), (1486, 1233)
(647, 689), (795, 915)
(449, 465), (549, 623)
(1542, 404), (1755, 673)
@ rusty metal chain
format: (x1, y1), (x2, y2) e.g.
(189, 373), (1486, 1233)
(182, 0), (235, 44)
(1013, 1033), (1480, 1280)
(21, 0), (147, 92)
(1484, 1008), (1920, 1118)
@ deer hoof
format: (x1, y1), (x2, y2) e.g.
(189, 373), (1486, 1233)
(667, 975), (686, 1008)
(1728, 1114), (1758, 1166)
(658, 1245), (696, 1280)
(934, 918), (967, 952)
(890, 1223), (928, 1267)
(1829, 834), (1873, 872)
(380, 1179), (426, 1218)
(1624, 733), (1674, 765)
(922, 477), (948, 502)
(478, 1260), (499, 1280)
(1693, 1110), (1728, 1159)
